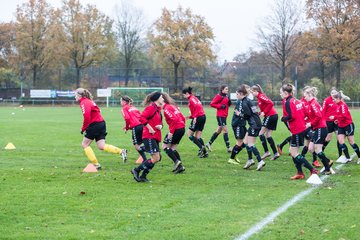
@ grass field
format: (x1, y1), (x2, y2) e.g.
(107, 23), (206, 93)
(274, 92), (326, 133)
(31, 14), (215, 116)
(1, 106), (360, 240)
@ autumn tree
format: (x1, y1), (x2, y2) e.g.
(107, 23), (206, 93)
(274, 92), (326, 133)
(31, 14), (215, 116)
(0, 22), (16, 68)
(257, 0), (304, 82)
(114, 1), (146, 86)
(15, 0), (54, 87)
(148, 6), (215, 91)
(305, 0), (360, 88)
(60, 0), (115, 88)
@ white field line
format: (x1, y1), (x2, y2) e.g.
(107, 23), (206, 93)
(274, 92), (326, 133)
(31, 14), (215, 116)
(235, 164), (345, 240)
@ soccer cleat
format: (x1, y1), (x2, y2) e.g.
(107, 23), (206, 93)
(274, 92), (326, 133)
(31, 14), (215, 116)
(174, 164), (185, 174)
(228, 158), (239, 165)
(131, 169), (141, 182)
(277, 144), (283, 155)
(199, 152), (208, 158)
(121, 149), (128, 163)
(290, 173), (305, 180)
(346, 158), (352, 163)
(197, 149), (202, 156)
(270, 152), (280, 161)
(261, 152), (271, 160)
(227, 147), (233, 153)
(94, 164), (101, 170)
(357, 159), (360, 164)
(311, 168), (319, 175)
(312, 160), (321, 168)
(243, 159), (255, 169)
(205, 143), (212, 152)
(256, 160), (266, 171)
(172, 160), (182, 172)
(139, 176), (150, 182)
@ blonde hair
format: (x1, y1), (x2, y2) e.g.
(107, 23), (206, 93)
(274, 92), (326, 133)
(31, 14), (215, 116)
(304, 86), (318, 97)
(161, 92), (175, 105)
(75, 88), (93, 100)
(250, 84), (263, 93)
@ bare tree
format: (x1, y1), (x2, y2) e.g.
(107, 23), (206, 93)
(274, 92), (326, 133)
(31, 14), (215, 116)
(114, 0), (147, 86)
(257, 0), (304, 82)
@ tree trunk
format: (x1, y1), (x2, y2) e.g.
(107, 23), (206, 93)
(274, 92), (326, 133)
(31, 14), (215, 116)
(335, 60), (341, 89)
(76, 67), (81, 88)
(173, 62), (179, 92)
(32, 66), (37, 88)
(320, 61), (325, 85)
(124, 67), (130, 87)
(281, 60), (286, 82)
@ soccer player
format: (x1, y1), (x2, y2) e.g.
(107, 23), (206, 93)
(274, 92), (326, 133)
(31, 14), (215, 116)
(322, 87), (342, 157)
(75, 88), (127, 170)
(250, 84), (280, 161)
(206, 85), (232, 152)
(161, 92), (186, 174)
(333, 91), (360, 163)
(182, 87), (208, 158)
(131, 92), (164, 182)
(120, 95), (147, 164)
(303, 87), (333, 174)
(280, 84), (318, 180)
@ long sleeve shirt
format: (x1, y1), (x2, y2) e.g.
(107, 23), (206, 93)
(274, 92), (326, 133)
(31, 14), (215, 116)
(79, 97), (104, 132)
(210, 93), (231, 117)
(188, 95), (205, 118)
(163, 104), (186, 134)
(257, 92), (277, 117)
(121, 103), (142, 130)
(282, 96), (306, 134)
(140, 103), (163, 142)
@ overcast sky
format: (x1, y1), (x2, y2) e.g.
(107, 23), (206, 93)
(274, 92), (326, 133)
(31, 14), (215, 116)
(0, 0), (302, 63)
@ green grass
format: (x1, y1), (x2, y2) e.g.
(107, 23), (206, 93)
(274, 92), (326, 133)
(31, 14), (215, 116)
(0, 106), (360, 240)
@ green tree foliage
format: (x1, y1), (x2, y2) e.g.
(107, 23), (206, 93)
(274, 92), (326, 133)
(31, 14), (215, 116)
(60, 0), (115, 88)
(148, 6), (215, 92)
(0, 68), (19, 88)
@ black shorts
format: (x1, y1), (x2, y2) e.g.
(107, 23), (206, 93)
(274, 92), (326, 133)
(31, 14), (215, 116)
(132, 124), (143, 145)
(216, 116), (227, 126)
(143, 138), (160, 155)
(326, 121), (338, 133)
(85, 121), (107, 141)
(248, 127), (260, 137)
(290, 131), (305, 147)
(311, 127), (328, 145)
(304, 127), (313, 140)
(338, 123), (355, 136)
(263, 114), (278, 130)
(232, 125), (247, 139)
(163, 128), (185, 145)
(189, 115), (206, 132)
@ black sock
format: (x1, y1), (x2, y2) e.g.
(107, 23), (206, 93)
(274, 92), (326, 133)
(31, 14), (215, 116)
(165, 148), (178, 164)
(198, 138), (205, 147)
(296, 154), (313, 171)
(317, 152), (330, 170)
(173, 150), (181, 160)
(135, 159), (154, 172)
(340, 143), (350, 159)
(292, 157), (303, 173)
(280, 136), (291, 149)
(246, 144), (253, 160)
(209, 132), (219, 145)
(301, 146), (308, 157)
(259, 134), (269, 152)
(312, 152), (317, 163)
(230, 143), (244, 159)
(267, 136), (277, 154)
(250, 145), (262, 162)
(223, 133), (230, 148)
(137, 146), (147, 162)
(337, 141), (342, 157)
(351, 143), (360, 158)
(189, 135), (203, 149)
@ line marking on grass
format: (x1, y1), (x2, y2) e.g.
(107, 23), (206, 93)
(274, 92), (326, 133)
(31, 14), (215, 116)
(235, 164), (345, 240)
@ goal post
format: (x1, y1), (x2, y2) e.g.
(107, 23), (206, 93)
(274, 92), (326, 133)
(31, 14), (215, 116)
(106, 87), (168, 107)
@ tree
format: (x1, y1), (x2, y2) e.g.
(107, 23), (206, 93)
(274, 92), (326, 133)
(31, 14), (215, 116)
(0, 22), (16, 68)
(15, 0), (54, 87)
(60, 0), (115, 88)
(257, 0), (304, 82)
(148, 6), (215, 92)
(114, 0), (146, 87)
(305, 0), (360, 88)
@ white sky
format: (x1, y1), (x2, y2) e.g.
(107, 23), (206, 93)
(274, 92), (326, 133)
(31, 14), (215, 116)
(0, 0), (298, 62)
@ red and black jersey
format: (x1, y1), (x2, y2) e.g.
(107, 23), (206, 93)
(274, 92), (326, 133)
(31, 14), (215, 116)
(335, 101), (353, 128)
(141, 103), (163, 142)
(301, 97), (310, 123)
(282, 96), (306, 134)
(322, 96), (338, 122)
(305, 98), (326, 130)
(163, 103), (186, 134)
(188, 94), (205, 118)
(257, 92), (277, 117)
(210, 93), (230, 117)
(79, 97), (104, 132)
(121, 103), (142, 130)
